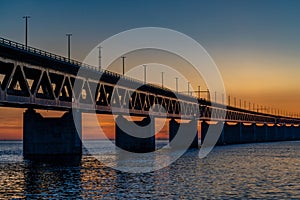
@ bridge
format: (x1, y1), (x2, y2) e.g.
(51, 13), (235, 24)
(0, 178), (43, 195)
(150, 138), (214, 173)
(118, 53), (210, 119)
(0, 37), (299, 158)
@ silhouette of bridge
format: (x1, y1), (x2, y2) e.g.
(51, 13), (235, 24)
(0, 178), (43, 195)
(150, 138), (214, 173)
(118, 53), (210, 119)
(0, 37), (299, 158)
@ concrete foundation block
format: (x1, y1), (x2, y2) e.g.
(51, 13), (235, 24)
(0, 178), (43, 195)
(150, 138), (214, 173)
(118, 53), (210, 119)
(115, 116), (155, 153)
(169, 119), (198, 149)
(23, 109), (82, 159)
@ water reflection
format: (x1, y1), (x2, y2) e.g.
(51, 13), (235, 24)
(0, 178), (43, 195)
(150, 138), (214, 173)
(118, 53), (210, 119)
(24, 160), (82, 198)
(80, 156), (117, 198)
(0, 141), (299, 198)
(0, 162), (26, 199)
(115, 171), (155, 198)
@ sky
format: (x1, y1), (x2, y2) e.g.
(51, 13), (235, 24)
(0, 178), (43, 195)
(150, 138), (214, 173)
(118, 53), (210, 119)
(0, 0), (300, 140)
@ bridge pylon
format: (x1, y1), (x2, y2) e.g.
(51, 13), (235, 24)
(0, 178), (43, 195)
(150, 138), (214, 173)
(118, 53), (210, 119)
(23, 108), (82, 160)
(169, 118), (198, 149)
(201, 121), (300, 146)
(115, 116), (155, 153)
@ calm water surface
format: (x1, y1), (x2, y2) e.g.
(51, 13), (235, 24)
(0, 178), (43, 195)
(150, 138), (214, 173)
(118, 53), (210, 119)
(0, 141), (299, 199)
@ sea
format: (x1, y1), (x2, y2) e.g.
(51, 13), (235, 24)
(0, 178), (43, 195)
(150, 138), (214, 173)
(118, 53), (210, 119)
(0, 140), (299, 199)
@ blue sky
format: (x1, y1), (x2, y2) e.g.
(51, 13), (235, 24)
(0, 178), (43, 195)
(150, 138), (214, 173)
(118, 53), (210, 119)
(1, 0), (300, 60)
(1, 0), (300, 139)
(1, 0), (300, 111)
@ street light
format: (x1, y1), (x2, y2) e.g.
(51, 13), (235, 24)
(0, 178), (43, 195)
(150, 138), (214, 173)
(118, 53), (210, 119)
(222, 93), (225, 104)
(187, 82), (190, 96)
(143, 64), (147, 84)
(121, 56), (126, 75)
(175, 77), (178, 93)
(98, 46), (102, 71)
(161, 72), (164, 88)
(215, 91), (217, 102)
(66, 33), (72, 61)
(207, 89), (210, 100)
(23, 16), (30, 48)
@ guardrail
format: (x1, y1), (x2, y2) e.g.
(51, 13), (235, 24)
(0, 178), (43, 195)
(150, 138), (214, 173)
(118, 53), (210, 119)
(0, 37), (194, 99)
(1, 37), (300, 122)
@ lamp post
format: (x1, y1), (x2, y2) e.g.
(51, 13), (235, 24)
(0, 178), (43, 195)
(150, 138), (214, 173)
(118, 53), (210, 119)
(98, 46), (102, 71)
(143, 65), (147, 84)
(222, 93), (224, 104)
(175, 77), (178, 93)
(66, 33), (72, 61)
(23, 16), (30, 48)
(121, 56), (126, 75)
(161, 72), (164, 88)
(207, 89), (210, 100)
(215, 91), (217, 102)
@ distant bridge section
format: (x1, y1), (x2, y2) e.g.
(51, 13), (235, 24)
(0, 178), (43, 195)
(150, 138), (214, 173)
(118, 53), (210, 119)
(0, 37), (299, 158)
(0, 37), (299, 124)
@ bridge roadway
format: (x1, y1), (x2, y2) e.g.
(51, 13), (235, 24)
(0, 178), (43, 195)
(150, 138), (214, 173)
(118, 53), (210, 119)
(0, 37), (299, 158)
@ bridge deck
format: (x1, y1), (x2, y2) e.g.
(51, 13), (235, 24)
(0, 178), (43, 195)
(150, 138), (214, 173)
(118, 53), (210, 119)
(0, 37), (299, 124)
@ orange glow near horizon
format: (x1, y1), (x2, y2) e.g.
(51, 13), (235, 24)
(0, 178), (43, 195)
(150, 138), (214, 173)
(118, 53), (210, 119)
(0, 108), (171, 141)
(1, 48), (300, 140)
(0, 51), (299, 140)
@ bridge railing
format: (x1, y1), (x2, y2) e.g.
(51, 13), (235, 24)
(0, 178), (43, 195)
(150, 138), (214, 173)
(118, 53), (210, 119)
(1, 37), (299, 122)
(0, 37), (197, 101)
(0, 37), (100, 70)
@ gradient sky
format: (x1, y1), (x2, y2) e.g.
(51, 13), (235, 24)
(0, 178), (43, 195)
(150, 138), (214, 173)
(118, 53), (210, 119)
(0, 0), (300, 140)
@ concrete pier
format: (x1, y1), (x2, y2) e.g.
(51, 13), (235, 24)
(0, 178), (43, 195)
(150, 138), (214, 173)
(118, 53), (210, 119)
(285, 125), (295, 140)
(276, 125), (286, 141)
(201, 121), (224, 145)
(267, 125), (278, 141)
(23, 109), (82, 159)
(201, 121), (300, 146)
(169, 119), (198, 149)
(295, 125), (300, 140)
(201, 122), (242, 145)
(223, 122), (242, 144)
(115, 116), (155, 153)
(241, 123), (256, 143)
(256, 124), (268, 142)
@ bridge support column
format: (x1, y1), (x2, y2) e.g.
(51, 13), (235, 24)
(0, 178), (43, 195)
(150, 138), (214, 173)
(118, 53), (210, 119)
(290, 125), (296, 140)
(266, 124), (277, 141)
(169, 119), (198, 149)
(23, 109), (82, 159)
(295, 125), (300, 140)
(256, 124), (268, 142)
(276, 125), (287, 141)
(284, 125), (294, 140)
(240, 123), (256, 143)
(223, 122), (242, 144)
(201, 121), (224, 145)
(115, 116), (155, 153)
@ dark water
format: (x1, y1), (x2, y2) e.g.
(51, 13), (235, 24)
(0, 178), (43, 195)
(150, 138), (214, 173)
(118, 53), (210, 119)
(0, 141), (299, 199)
